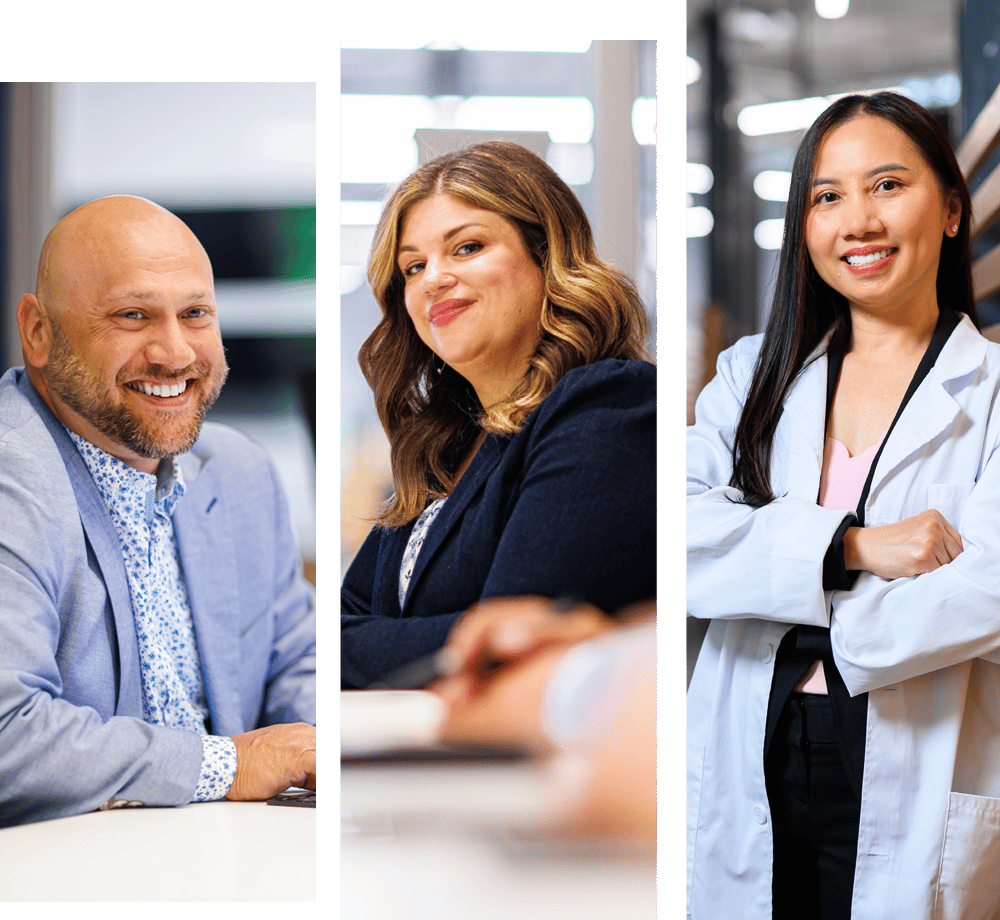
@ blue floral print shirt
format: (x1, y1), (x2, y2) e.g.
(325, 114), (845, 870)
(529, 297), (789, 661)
(67, 430), (237, 802)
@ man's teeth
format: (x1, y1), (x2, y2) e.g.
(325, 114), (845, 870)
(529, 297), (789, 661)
(134, 380), (187, 398)
(846, 249), (893, 266)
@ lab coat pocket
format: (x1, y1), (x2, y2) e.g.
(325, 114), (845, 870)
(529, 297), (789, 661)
(928, 483), (976, 531)
(933, 791), (1000, 920)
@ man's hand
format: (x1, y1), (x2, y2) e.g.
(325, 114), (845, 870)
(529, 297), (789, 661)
(224, 722), (316, 801)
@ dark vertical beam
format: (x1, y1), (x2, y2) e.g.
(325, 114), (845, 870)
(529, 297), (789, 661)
(705, 9), (758, 339)
(960, 0), (1000, 326)
(0, 84), (8, 373)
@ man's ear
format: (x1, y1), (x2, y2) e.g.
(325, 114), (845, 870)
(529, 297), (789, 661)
(17, 294), (52, 369)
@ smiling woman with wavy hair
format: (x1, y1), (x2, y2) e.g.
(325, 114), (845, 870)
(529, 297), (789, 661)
(362, 140), (650, 526)
(343, 141), (656, 689)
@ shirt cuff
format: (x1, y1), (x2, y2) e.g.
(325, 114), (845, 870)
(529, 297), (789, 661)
(542, 642), (618, 748)
(192, 735), (238, 802)
(823, 513), (860, 591)
(541, 625), (654, 748)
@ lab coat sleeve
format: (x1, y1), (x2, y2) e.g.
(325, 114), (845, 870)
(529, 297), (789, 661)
(687, 337), (854, 626)
(831, 434), (1000, 695)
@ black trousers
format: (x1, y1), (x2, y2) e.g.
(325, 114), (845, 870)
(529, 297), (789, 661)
(764, 693), (862, 920)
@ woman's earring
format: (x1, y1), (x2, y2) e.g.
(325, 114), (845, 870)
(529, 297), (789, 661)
(952, 225), (959, 234)
(434, 355), (446, 375)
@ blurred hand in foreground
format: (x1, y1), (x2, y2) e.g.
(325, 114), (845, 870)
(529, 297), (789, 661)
(437, 598), (657, 852)
(444, 595), (614, 677)
(432, 596), (615, 751)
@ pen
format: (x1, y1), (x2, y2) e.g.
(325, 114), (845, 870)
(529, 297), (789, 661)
(369, 647), (462, 690)
(368, 595), (583, 690)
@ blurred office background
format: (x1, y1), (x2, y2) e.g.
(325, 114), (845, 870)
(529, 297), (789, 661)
(341, 40), (657, 574)
(0, 82), (316, 574)
(687, 0), (1000, 425)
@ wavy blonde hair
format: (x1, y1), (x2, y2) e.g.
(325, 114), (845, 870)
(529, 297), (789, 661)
(362, 141), (650, 527)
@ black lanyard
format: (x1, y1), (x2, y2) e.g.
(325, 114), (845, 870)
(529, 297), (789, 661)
(824, 308), (960, 525)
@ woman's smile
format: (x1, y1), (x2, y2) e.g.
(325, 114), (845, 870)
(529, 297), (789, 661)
(841, 245), (898, 275)
(428, 297), (476, 327)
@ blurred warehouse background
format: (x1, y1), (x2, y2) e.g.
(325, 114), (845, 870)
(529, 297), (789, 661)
(340, 40), (657, 574)
(0, 82), (316, 574)
(687, 0), (1000, 425)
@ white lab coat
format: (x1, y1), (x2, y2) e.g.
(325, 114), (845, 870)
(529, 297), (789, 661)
(687, 314), (1000, 920)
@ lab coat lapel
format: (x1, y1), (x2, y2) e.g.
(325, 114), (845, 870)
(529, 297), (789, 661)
(173, 452), (242, 735)
(17, 372), (142, 715)
(778, 345), (830, 501)
(865, 316), (988, 510)
(399, 435), (504, 614)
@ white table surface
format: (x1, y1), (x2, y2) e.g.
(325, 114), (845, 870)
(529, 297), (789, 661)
(0, 798), (315, 901)
(342, 755), (655, 920)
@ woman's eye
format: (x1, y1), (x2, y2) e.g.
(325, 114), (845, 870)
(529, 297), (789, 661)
(877, 178), (900, 192)
(402, 261), (424, 277)
(456, 242), (483, 256)
(814, 191), (838, 205)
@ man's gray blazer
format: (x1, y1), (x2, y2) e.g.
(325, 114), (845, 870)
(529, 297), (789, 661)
(0, 367), (316, 826)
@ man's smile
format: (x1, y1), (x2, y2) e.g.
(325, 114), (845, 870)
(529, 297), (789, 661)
(125, 379), (190, 399)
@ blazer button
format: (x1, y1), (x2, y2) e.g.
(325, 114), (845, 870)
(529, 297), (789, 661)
(760, 644), (774, 663)
(753, 805), (767, 825)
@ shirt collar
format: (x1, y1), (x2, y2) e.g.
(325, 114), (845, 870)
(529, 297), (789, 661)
(65, 428), (186, 521)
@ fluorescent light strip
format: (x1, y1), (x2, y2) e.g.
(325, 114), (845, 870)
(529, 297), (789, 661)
(456, 96), (594, 144)
(340, 39), (591, 53)
(816, 0), (849, 19)
(341, 200), (385, 225)
(754, 219), (785, 250)
(632, 98), (656, 146)
(737, 97), (831, 137)
(737, 79), (956, 137)
(687, 163), (714, 195)
(687, 57), (703, 86)
(342, 266), (367, 296)
(688, 207), (714, 238)
(753, 171), (791, 202)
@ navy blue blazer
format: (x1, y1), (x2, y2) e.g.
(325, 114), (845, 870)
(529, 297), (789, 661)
(341, 358), (656, 688)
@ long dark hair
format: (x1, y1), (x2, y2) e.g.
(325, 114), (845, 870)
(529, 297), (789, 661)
(730, 92), (977, 506)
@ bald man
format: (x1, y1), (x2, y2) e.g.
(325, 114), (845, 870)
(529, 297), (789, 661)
(0, 197), (316, 826)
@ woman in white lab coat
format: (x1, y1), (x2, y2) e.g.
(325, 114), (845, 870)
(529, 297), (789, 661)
(688, 92), (1000, 920)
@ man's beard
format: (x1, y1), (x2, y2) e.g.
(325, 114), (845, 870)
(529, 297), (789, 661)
(45, 320), (229, 459)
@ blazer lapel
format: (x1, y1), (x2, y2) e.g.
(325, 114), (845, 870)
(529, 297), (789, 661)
(17, 373), (142, 715)
(173, 452), (242, 735)
(399, 434), (505, 615)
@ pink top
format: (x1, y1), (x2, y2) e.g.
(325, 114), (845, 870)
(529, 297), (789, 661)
(797, 430), (887, 694)
(818, 430), (886, 511)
